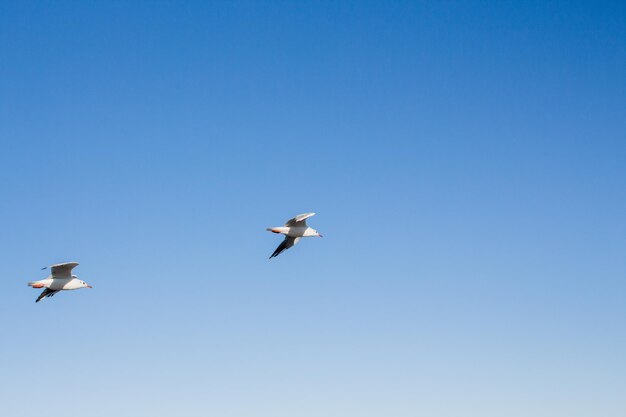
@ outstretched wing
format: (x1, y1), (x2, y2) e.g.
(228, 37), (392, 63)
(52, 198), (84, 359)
(43, 262), (79, 279)
(36, 288), (59, 303)
(269, 237), (301, 259)
(285, 212), (315, 227)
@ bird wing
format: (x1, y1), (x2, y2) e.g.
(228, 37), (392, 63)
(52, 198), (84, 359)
(270, 237), (301, 258)
(36, 288), (59, 303)
(44, 262), (79, 279)
(285, 212), (316, 227)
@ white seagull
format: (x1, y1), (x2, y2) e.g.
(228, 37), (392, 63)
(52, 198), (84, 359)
(28, 262), (92, 303)
(266, 212), (322, 258)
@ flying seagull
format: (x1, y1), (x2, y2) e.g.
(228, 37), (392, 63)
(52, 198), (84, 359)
(28, 262), (92, 303)
(266, 212), (322, 258)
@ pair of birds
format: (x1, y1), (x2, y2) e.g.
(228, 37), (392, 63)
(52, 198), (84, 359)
(29, 212), (322, 302)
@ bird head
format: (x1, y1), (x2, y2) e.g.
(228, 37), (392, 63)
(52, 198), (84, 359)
(72, 275), (92, 288)
(80, 279), (93, 288)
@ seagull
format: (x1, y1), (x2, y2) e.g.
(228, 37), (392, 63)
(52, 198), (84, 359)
(28, 262), (92, 303)
(266, 212), (322, 258)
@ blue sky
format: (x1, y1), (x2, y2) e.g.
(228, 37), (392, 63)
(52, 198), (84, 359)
(1, 1), (625, 416)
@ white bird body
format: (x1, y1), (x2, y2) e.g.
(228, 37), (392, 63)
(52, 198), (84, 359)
(266, 213), (322, 258)
(28, 262), (92, 302)
(30, 276), (87, 291)
(267, 226), (319, 238)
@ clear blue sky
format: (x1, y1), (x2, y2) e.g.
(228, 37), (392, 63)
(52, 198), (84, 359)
(1, 1), (625, 416)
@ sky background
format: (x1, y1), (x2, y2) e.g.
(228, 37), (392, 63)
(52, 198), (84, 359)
(1, 1), (625, 416)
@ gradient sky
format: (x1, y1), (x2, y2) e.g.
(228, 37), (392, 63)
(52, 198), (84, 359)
(1, 1), (625, 416)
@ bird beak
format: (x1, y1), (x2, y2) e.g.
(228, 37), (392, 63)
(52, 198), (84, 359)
(318, 233), (323, 238)
(87, 285), (93, 288)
